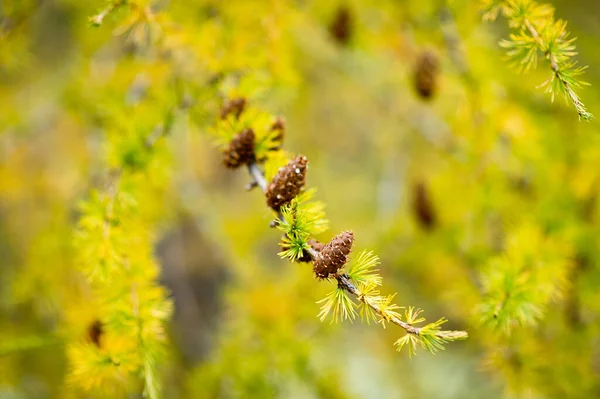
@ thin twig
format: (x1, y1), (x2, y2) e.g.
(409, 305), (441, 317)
(247, 162), (268, 193)
(246, 162), (283, 226)
(307, 246), (420, 334)
(102, 169), (122, 242)
(336, 274), (421, 334)
(523, 19), (558, 70)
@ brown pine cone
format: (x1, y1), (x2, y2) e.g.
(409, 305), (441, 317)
(412, 181), (437, 230)
(329, 5), (353, 46)
(414, 51), (439, 99)
(257, 118), (286, 163)
(313, 231), (354, 279)
(220, 97), (247, 120)
(297, 239), (323, 263)
(266, 155), (308, 210)
(269, 117), (285, 151)
(87, 319), (104, 348)
(223, 128), (256, 169)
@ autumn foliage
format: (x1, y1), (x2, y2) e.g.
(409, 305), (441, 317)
(1, 1), (599, 398)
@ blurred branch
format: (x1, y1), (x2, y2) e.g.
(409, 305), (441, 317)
(439, 6), (472, 81)
(0, 0), (47, 40)
(70, 111), (175, 397)
(0, 335), (62, 357)
(335, 270), (421, 334)
(90, 0), (127, 27)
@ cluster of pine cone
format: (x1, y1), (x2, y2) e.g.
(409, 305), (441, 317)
(219, 98), (355, 279)
(220, 97), (305, 212)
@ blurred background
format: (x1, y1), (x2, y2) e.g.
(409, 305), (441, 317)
(1, 0), (600, 398)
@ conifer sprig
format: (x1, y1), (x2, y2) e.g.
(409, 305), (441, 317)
(336, 273), (467, 354)
(211, 97), (468, 355)
(482, 0), (592, 120)
(276, 189), (329, 261)
(395, 310), (466, 357)
(317, 287), (357, 324)
(476, 225), (570, 335)
(477, 257), (544, 333)
(346, 250), (383, 287)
